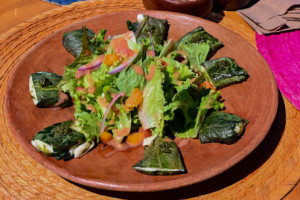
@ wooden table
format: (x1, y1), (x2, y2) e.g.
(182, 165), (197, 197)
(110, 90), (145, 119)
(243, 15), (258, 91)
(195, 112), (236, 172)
(0, 0), (299, 199)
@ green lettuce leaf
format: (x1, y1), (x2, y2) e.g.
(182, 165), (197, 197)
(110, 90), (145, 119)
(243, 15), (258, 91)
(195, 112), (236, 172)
(138, 66), (165, 133)
(164, 81), (199, 133)
(160, 57), (197, 104)
(115, 66), (146, 96)
(165, 86), (223, 138)
(115, 51), (147, 96)
(177, 26), (223, 58)
(188, 89), (224, 138)
(73, 94), (101, 142)
(162, 57), (196, 82)
(91, 64), (118, 101)
(181, 43), (210, 67)
(58, 56), (94, 94)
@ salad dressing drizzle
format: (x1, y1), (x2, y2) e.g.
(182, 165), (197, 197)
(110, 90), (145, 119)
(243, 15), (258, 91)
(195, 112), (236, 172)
(98, 140), (142, 158)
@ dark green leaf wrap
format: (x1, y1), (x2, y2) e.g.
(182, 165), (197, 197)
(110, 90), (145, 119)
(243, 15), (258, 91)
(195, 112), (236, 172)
(199, 111), (249, 144)
(200, 57), (249, 89)
(33, 121), (86, 160)
(62, 28), (96, 57)
(127, 15), (169, 45)
(133, 137), (186, 175)
(29, 72), (62, 108)
(177, 27), (223, 58)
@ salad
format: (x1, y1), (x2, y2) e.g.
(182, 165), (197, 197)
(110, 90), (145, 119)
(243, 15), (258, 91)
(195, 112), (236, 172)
(30, 14), (249, 175)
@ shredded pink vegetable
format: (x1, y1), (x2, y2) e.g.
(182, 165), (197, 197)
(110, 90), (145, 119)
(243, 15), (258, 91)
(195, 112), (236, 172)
(108, 54), (137, 74)
(148, 32), (156, 57)
(100, 92), (125, 134)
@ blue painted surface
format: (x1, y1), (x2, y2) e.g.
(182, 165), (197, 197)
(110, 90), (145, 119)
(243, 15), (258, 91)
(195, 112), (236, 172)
(43, 0), (85, 6)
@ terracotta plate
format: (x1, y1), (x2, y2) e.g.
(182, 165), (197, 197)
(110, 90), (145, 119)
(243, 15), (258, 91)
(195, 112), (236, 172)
(5, 10), (278, 192)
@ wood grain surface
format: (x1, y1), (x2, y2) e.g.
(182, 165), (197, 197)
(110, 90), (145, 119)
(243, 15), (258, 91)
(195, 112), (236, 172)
(0, 0), (299, 199)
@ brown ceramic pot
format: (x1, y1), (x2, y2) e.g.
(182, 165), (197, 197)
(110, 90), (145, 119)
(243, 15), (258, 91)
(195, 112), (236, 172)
(217, 0), (251, 10)
(142, 0), (213, 17)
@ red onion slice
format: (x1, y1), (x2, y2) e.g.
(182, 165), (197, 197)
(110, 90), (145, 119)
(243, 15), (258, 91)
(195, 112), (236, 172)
(78, 60), (102, 71)
(108, 54), (137, 75)
(100, 92), (125, 134)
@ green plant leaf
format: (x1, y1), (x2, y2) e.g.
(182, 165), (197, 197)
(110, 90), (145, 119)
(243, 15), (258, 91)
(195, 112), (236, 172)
(199, 111), (249, 144)
(133, 137), (186, 175)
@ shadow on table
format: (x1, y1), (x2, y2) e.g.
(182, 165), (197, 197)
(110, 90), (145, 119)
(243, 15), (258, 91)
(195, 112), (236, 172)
(70, 91), (286, 200)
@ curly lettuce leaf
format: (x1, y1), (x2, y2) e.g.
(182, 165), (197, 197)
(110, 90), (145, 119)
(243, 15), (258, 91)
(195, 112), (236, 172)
(162, 57), (196, 81)
(115, 66), (146, 96)
(73, 94), (101, 142)
(115, 50), (147, 96)
(164, 81), (199, 132)
(165, 86), (223, 138)
(181, 43), (210, 67)
(90, 64), (118, 101)
(159, 57), (198, 106)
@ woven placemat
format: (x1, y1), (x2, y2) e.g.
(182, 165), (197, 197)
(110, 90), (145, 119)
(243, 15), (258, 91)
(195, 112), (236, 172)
(0, 0), (299, 199)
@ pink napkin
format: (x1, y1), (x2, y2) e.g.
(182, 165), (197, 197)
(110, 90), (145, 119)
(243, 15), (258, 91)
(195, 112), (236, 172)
(256, 30), (300, 110)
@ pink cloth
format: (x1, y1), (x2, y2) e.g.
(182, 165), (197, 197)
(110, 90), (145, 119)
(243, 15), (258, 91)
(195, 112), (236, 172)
(256, 30), (300, 110)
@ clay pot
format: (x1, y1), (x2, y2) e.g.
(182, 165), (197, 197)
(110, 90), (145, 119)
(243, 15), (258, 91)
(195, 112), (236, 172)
(217, 0), (251, 10)
(142, 0), (214, 17)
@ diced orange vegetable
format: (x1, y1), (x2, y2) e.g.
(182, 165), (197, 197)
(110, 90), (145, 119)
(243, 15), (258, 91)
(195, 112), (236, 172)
(104, 54), (120, 66)
(198, 81), (216, 91)
(100, 131), (113, 143)
(127, 132), (144, 146)
(125, 88), (143, 111)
